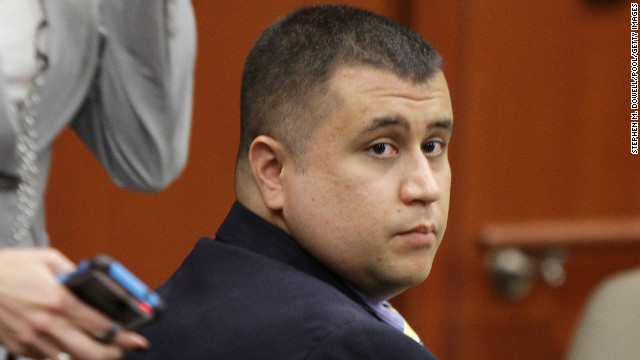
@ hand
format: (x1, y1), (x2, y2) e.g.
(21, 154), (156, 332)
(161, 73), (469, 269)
(0, 248), (149, 359)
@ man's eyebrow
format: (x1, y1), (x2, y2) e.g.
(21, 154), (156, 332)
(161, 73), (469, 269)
(362, 116), (410, 133)
(429, 118), (454, 132)
(362, 117), (454, 133)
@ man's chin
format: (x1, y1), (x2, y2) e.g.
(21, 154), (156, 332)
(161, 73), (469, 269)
(377, 270), (433, 299)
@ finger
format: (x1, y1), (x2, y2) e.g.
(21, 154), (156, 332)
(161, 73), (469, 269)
(43, 317), (123, 360)
(40, 248), (76, 275)
(3, 316), (78, 360)
(93, 322), (149, 350)
(25, 333), (68, 360)
(55, 284), (113, 331)
(109, 328), (149, 351)
(57, 288), (148, 350)
(95, 322), (122, 344)
(26, 299), (143, 360)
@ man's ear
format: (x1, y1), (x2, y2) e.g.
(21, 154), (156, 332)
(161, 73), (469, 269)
(248, 135), (289, 211)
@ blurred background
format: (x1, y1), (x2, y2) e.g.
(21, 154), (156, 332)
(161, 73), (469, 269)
(46, 1), (639, 359)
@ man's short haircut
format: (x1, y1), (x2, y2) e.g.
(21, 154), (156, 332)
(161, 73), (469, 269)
(237, 4), (443, 165)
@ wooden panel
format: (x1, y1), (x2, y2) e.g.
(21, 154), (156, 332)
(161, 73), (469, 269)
(400, 0), (640, 359)
(481, 217), (640, 249)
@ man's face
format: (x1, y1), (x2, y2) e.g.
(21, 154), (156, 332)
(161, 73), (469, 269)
(281, 66), (453, 300)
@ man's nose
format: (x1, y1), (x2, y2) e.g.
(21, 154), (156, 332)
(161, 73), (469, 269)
(399, 152), (441, 205)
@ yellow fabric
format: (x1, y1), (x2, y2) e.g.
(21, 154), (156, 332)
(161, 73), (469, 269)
(403, 319), (422, 344)
(387, 304), (422, 344)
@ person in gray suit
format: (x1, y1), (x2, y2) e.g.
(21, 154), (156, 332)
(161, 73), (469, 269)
(0, 1), (196, 359)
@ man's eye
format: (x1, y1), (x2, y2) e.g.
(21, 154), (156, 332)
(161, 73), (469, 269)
(423, 141), (445, 156)
(369, 143), (397, 156)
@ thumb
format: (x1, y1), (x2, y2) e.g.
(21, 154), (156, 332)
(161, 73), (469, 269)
(40, 248), (77, 275)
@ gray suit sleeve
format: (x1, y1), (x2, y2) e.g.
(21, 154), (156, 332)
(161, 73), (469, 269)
(72, 0), (196, 192)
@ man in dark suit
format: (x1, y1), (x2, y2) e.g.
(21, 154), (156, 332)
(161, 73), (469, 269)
(126, 4), (453, 359)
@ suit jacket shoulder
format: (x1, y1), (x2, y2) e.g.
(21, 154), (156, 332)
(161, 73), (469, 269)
(126, 237), (435, 360)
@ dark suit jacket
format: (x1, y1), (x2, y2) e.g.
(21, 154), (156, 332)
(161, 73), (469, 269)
(125, 202), (437, 359)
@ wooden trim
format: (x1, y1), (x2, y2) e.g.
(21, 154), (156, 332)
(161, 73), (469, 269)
(480, 217), (640, 250)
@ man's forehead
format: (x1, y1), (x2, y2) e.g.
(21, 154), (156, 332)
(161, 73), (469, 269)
(328, 66), (450, 110)
(328, 66), (451, 112)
